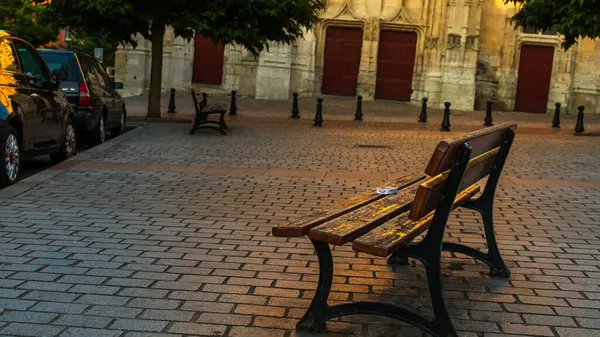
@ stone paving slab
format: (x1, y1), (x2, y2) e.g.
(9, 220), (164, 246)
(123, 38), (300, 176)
(0, 119), (599, 336)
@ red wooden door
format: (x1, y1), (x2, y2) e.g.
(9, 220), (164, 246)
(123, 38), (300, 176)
(192, 35), (225, 85)
(375, 31), (417, 101)
(514, 45), (554, 113)
(322, 27), (363, 96)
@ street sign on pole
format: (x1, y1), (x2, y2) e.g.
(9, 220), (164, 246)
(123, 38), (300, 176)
(94, 48), (104, 63)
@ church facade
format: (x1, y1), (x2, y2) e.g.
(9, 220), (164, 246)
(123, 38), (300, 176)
(115, 0), (600, 114)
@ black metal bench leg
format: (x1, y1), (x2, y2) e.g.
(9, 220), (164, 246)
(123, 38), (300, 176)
(482, 208), (510, 278)
(219, 112), (227, 135)
(297, 240), (333, 333)
(189, 122), (197, 135)
(423, 251), (459, 337)
(467, 198), (510, 278)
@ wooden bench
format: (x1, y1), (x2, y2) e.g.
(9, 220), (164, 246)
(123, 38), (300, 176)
(272, 122), (517, 337)
(189, 89), (228, 135)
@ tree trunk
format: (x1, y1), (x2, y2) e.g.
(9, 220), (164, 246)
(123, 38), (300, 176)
(146, 20), (166, 118)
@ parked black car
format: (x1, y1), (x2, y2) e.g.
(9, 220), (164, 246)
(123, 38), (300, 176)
(0, 31), (77, 188)
(38, 49), (126, 145)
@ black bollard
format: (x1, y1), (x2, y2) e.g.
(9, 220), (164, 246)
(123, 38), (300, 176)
(314, 97), (323, 127)
(167, 88), (176, 113)
(575, 105), (585, 134)
(484, 101), (493, 126)
(552, 103), (561, 128)
(419, 97), (428, 123)
(440, 101), (451, 132)
(355, 95), (363, 121)
(291, 92), (300, 119)
(229, 90), (238, 116)
(201, 92), (208, 110)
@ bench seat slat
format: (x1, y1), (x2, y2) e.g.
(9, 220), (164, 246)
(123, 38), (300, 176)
(272, 175), (424, 238)
(352, 185), (481, 257)
(308, 183), (421, 245)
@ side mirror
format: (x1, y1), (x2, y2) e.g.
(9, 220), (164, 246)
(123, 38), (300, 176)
(113, 82), (124, 90)
(51, 64), (69, 85)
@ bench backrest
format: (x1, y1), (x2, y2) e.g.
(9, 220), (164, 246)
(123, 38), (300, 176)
(191, 88), (201, 113)
(409, 122), (517, 221)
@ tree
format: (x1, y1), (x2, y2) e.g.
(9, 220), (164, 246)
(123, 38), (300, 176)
(64, 30), (118, 67)
(0, 0), (59, 47)
(41, 0), (325, 118)
(508, 0), (600, 49)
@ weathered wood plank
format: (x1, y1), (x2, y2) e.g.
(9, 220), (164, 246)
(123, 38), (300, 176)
(424, 122), (517, 176)
(272, 175), (424, 238)
(352, 185), (480, 257)
(410, 147), (498, 221)
(308, 183), (421, 245)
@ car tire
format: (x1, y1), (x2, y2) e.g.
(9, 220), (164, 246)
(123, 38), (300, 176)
(0, 125), (21, 188)
(92, 115), (106, 145)
(112, 110), (126, 136)
(50, 119), (77, 164)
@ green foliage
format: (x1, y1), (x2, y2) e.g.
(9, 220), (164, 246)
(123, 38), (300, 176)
(65, 31), (118, 66)
(507, 0), (600, 49)
(0, 0), (59, 46)
(40, 0), (325, 117)
(39, 0), (325, 54)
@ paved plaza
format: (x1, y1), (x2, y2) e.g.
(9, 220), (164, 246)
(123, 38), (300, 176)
(0, 111), (600, 336)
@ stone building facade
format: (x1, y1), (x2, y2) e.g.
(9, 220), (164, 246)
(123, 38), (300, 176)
(115, 0), (600, 114)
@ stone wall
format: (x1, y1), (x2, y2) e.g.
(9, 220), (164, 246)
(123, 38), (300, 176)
(115, 0), (600, 114)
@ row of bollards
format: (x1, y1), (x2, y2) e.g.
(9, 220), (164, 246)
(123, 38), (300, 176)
(551, 103), (586, 135)
(173, 88), (589, 135)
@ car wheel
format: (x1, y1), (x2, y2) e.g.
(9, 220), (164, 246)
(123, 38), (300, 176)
(92, 116), (106, 145)
(112, 110), (126, 136)
(1, 126), (20, 188)
(50, 119), (77, 164)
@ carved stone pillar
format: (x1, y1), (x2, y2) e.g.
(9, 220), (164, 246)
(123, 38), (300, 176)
(357, 18), (380, 100)
(438, 0), (482, 110)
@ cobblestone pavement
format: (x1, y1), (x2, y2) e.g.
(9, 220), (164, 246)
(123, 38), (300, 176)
(0, 118), (599, 337)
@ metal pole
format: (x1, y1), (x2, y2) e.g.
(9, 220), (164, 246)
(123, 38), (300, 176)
(552, 103), (561, 128)
(291, 92), (300, 119)
(440, 102), (451, 132)
(167, 88), (176, 114)
(575, 105), (585, 134)
(229, 90), (238, 116)
(484, 101), (493, 126)
(355, 95), (363, 121)
(419, 97), (428, 123)
(314, 97), (323, 127)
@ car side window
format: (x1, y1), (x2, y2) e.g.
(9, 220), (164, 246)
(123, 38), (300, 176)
(93, 61), (112, 88)
(80, 55), (106, 88)
(12, 39), (49, 80)
(93, 64), (107, 88)
(0, 38), (22, 73)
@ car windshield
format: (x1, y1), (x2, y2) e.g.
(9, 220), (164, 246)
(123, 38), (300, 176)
(37, 51), (79, 83)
